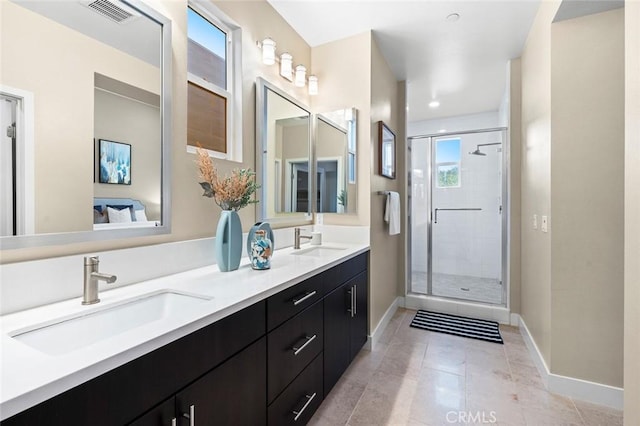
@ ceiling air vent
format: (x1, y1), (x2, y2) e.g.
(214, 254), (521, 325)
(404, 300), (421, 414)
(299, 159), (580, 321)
(83, 0), (139, 24)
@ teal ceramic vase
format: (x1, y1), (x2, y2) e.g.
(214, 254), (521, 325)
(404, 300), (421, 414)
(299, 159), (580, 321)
(215, 210), (242, 272)
(250, 230), (272, 270)
(246, 222), (274, 257)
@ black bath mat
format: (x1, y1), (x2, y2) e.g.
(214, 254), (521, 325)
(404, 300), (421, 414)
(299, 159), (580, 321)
(410, 310), (504, 344)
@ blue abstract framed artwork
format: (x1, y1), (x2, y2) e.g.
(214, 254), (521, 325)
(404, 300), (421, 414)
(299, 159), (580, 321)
(98, 139), (131, 185)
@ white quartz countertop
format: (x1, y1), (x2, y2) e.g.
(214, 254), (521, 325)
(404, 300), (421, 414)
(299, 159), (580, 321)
(0, 242), (369, 420)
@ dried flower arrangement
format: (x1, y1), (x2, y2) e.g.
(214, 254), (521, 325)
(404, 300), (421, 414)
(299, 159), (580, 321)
(196, 147), (259, 211)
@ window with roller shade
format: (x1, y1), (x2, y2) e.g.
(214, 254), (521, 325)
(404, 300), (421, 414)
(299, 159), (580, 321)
(187, 5), (239, 157)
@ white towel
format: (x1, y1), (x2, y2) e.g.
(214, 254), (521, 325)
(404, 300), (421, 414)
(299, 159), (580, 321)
(384, 191), (401, 235)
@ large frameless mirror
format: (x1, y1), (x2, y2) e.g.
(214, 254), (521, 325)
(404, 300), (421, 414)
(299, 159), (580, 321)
(255, 78), (312, 223)
(0, 0), (172, 249)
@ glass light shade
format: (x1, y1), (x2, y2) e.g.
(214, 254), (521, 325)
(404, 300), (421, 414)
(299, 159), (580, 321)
(308, 75), (318, 95)
(280, 53), (293, 81)
(262, 38), (276, 65)
(294, 65), (306, 87)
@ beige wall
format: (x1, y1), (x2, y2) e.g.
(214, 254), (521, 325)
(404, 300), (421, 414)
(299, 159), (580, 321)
(550, 8), (624, 387)
(311, 33), (373, 226)
(369, 36), (403, 332)
(508, 58), (522, 314)
(94, 89), (162, 221)
(521, 2), (625, 388)
(625, 1), (640, 423)
(0, 1), (160, 235)
(520, 0), (559, 366)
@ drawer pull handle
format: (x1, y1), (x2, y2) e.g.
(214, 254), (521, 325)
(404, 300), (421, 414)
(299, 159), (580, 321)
(292, 334), (317, 356)
(347, 287), (354, 318)
(292, 290), (317, 306)
(292, 392), (317, 421)
(181, 405), (195, 426)
(353, 284), (357, 316)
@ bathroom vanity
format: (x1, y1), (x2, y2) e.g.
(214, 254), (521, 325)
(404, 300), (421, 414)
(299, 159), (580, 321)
(0, 247), (369, 425)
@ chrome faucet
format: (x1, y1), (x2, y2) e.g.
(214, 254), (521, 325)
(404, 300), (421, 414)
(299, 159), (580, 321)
(82, 256), (117, 305)
(294, 227), (312, 249)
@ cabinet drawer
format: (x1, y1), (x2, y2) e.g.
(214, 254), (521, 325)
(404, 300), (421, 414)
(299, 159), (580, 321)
(268, 353), (323, 426)
(267, 270), (330, 331)
(326, 252), (368, 293)
(267, 301), (323, 403)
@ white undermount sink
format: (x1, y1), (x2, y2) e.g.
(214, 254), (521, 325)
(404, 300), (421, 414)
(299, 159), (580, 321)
(291, 246), (347, 257)
(10, 290), (212, 356)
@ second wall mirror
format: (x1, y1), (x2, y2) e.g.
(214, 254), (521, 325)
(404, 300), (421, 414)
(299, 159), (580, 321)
(256, 78), (312, 223)
(315, 109), (357, 214)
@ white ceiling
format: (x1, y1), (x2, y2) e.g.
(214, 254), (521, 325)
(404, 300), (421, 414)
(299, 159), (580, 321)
(268, 0), (540, 123)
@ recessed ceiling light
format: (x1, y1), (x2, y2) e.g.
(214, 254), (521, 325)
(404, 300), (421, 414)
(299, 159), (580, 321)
(446, 13), (460, 22)
(429, 100), (440, 108)
(438, 129), (447, 133)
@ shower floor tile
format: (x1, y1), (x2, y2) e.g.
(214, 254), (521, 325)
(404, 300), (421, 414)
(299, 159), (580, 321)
(411, 271), (503, 304)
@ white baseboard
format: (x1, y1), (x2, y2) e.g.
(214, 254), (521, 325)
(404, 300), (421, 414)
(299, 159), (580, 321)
(514, 314), (624, 410)
(367, 296), (404, 351)
(510, 313), (520, 326)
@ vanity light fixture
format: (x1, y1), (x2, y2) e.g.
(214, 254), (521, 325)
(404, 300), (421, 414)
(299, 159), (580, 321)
(262, 37), (276, 65)
(295, 65), (307, 87)
(280, 53), (293, 81)
(308, 75), (318, 95)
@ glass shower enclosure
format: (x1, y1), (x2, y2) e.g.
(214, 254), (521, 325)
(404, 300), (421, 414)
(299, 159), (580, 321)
(409, 128), (507, 305)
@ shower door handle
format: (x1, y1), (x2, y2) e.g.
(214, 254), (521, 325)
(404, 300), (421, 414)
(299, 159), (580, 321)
(433, 208), (482, 224)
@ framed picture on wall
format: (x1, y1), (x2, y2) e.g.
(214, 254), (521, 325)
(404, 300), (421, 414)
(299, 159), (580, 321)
(378, 121), (396, 179)
(98, 139), (131, 185)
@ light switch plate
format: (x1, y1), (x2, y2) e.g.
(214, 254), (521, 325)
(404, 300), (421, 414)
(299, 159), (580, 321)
(541, 215), (548, 232)
(533, 214), (538, 230)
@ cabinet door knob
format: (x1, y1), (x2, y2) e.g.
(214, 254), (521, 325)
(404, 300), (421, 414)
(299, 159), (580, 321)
(171, 419), (177, 426)
(292, 392), (317, 421)
(292, 290), (317, 306)
(292, 334), (317, 355)
(181, 405), (195, 426)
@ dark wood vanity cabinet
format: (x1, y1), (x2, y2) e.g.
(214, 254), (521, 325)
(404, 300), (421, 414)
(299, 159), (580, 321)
(173, 337), (267, 426)
(323, 270), (368, 397)
(129, 335), (266, 425)
(2, 251), (369, 426)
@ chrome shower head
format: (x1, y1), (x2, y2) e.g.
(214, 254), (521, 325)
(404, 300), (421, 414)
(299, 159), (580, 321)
(469, 142), (501, 156)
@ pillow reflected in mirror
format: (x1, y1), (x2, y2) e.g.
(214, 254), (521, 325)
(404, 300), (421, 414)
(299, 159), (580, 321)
(107, 207), (133, 224)
(134, 209), (148, 222)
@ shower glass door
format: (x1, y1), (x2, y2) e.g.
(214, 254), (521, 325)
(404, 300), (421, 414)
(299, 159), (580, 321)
(410, 129), (506, 305)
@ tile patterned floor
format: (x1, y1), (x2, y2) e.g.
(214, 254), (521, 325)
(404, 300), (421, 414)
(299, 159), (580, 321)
(309, 308), (623, 426)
